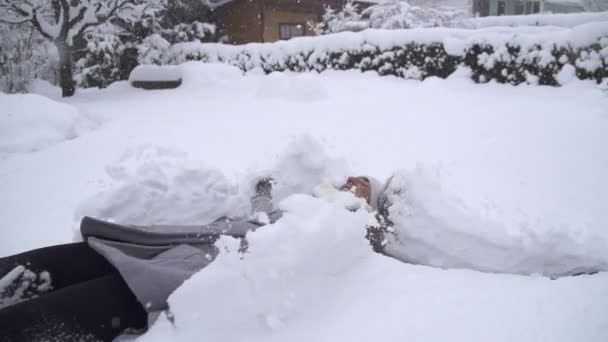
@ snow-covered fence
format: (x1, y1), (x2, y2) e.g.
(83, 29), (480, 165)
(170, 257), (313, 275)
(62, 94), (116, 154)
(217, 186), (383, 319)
(160, 22), (608, 86)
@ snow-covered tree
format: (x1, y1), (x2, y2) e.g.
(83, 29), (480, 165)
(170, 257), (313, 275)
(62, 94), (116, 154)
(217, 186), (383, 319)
(75, 23), (124, 88)
(0, 0), (163, 97)
(136, 21), (217, 65)
(362, 0), (472, 29)
(314, 0), (367, 35)
(315, 0), (472, 34)
(0, 23), (57, 93)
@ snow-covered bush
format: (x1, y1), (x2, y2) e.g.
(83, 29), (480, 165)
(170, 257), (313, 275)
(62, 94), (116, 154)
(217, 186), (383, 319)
(314, 0), (472, 34)
(314, 0), (367, 35)
(163, 23), (608, 86)
(362, 0), (472, 30)
(138, 21), (218, 65)
(164, 21), (217, 43)
(75, 25), (125, 89)
(138, 34), (172, 65)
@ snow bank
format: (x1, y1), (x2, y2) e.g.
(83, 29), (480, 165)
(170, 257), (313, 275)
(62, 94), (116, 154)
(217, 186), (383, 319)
(383, 168), (608, 278)
(75, 145), (249, 227)
(0, 93), (96, 157)
(76, 137), (350, 227)
(137, 192), (608, 342)
(470, 11), (608, 28)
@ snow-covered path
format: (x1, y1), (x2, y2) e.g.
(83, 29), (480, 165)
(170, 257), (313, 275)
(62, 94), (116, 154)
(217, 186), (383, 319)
(1, 64), (608, 341)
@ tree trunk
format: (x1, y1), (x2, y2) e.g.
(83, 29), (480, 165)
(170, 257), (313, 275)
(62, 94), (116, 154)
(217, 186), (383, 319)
(55, 40), (75, 97)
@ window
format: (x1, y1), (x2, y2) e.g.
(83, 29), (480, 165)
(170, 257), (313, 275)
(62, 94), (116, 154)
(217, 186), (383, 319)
(524, 1), (541, 14)
(514, 1), (524, 14)
(497, 1), (506, 15)
(479, 0), (490, 16)
(279, 23), (305, 40)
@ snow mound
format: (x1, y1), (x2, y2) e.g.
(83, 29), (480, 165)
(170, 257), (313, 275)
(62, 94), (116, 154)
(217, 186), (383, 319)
(0, 93), (96, 157)
(76, 137), (349, 227)
(140, 193), (378, 341)
(384, 168), (608, 278)
(76, 145), (250, 226)
(256, 72), (329, 102)
(178, 62), (243, 89)
(129, 65), (182, 82)
(264, 136), (349, 202)
(138, 193), (608, 342)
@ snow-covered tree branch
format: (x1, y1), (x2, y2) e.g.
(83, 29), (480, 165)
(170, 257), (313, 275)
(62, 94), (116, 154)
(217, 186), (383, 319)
(0, 0), (163, 97)
(315, 0), (472, 35)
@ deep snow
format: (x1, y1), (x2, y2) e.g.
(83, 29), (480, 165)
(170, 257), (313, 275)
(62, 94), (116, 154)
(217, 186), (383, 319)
(1, 63), (608, 341)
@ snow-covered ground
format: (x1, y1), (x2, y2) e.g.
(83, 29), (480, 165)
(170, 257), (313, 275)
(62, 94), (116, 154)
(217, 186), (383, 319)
(470, 11), (608, 28)
(1, 63), (608, 341)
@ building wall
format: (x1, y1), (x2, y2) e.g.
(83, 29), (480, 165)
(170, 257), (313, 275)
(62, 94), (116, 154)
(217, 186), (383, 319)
(544, 2), (585, 13)
(482, 0), (585, 16)
(214, 0), (263, 44)
(214, 0), (351, 44)
(262, 9), (321, 42)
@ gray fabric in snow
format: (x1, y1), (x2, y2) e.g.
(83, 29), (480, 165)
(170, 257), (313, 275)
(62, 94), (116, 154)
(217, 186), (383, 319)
(81, 194), (281, 312)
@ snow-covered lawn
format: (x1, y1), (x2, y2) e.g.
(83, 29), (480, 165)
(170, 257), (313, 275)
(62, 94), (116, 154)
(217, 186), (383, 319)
(1, 64), (607, 341)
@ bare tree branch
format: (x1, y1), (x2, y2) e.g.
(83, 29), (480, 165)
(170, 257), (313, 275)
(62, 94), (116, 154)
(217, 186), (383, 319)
(31, 9), (53, 40)
(75, 0), (134, 38)
(0, 16), (29, 24)
(69, 6), (87, 28)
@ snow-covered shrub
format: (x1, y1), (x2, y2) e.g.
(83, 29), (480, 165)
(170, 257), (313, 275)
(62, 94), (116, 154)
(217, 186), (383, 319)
(464, 38), (608, 85)
(75, 25), (125, 88)
(314, 0), (367, 35)
(138, 34), (172, 65)
(362, 0), (472, 29)
(164, 21), (217, 43)
(163, 23), (608, 86)
(314, 0), (472, 34)
(137, 21), (217, 65)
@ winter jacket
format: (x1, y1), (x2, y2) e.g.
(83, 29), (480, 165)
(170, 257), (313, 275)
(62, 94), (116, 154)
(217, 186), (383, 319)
(81, 194), (281, 312)
(80, 180), (389, 313)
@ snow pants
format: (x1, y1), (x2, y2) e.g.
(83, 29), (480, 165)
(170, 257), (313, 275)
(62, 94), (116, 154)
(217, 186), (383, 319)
(0, 242), (147, 342)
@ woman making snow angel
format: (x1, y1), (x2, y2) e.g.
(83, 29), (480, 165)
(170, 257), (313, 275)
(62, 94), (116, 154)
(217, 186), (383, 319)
(0, 176), (391, 342)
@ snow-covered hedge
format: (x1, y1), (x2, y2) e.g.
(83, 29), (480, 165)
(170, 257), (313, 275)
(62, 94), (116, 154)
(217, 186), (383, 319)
(159, 22), (608, 85)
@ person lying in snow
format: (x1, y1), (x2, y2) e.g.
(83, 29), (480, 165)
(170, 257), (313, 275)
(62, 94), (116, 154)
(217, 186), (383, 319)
(0, 176), (392, 342)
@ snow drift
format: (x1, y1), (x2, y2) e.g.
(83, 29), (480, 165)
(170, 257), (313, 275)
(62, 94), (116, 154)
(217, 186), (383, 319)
(383, 168), (608, 278)
(0, 93), (96, 157)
